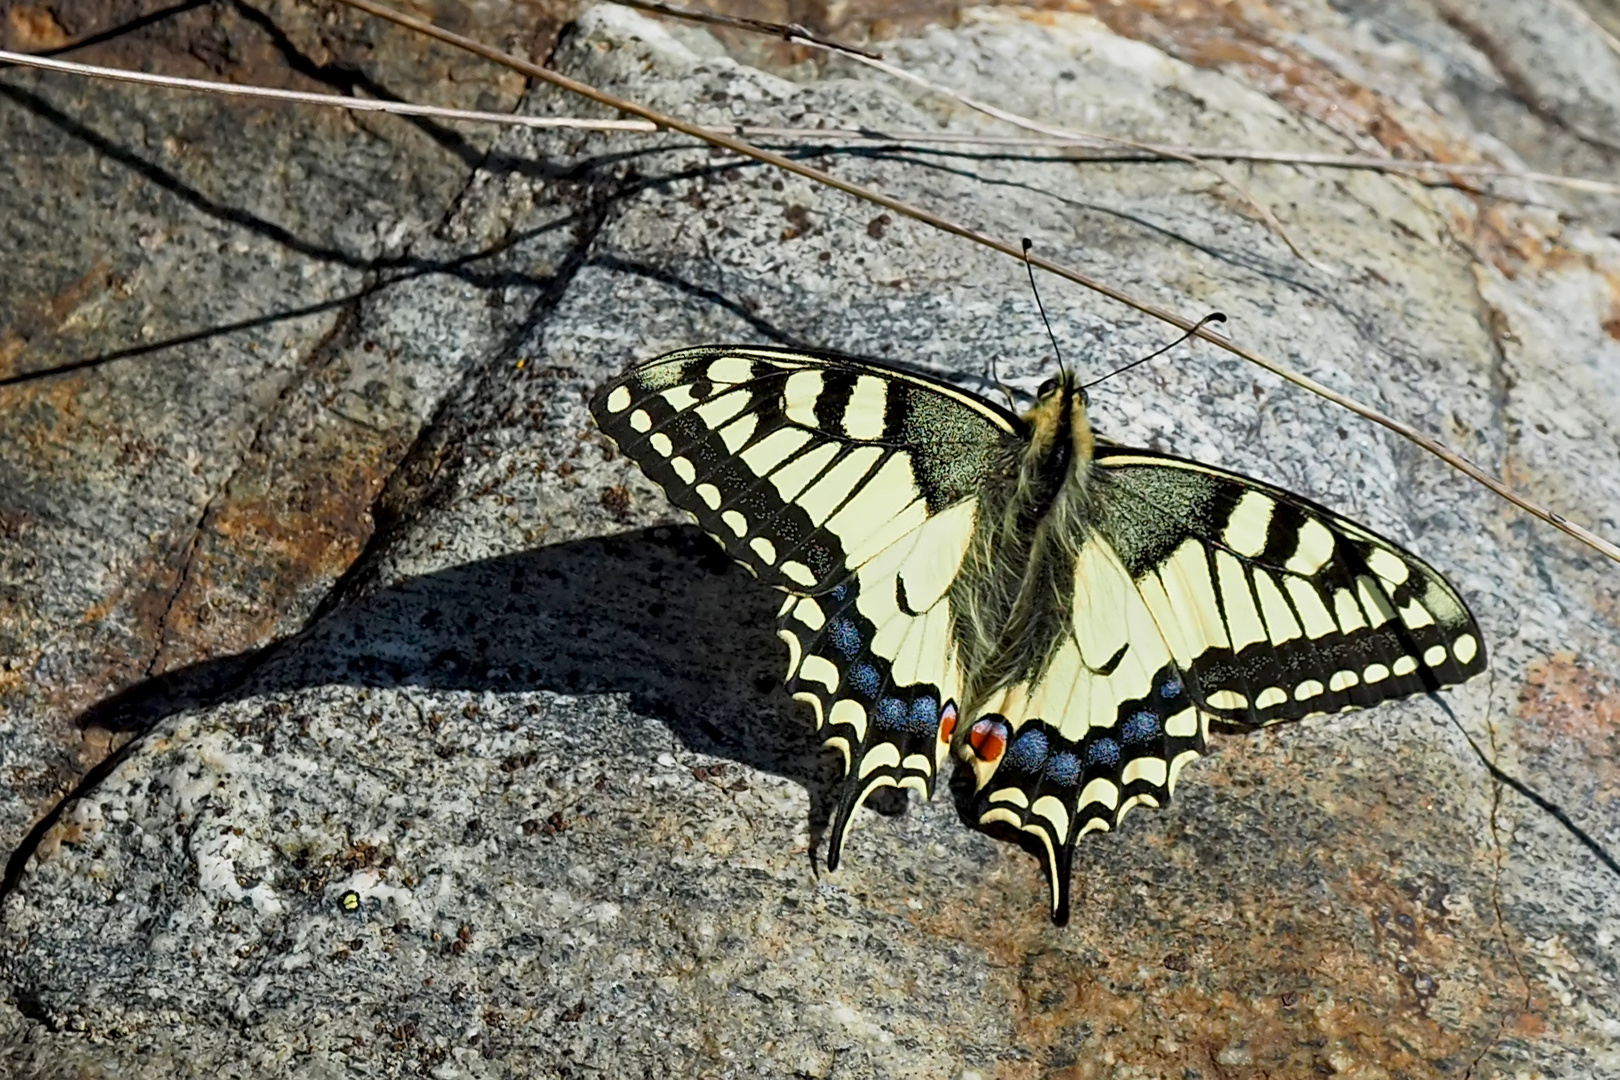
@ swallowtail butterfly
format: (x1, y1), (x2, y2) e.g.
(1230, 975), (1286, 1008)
(592, 346), (1486, 923)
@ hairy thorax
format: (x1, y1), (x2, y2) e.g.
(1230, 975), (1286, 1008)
(948, 373), (1098, 717)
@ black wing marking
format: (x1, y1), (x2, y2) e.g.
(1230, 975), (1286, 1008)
(1091, 449), (1486, 727)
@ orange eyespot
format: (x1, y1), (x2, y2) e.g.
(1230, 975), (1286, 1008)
(938, 702), (959, 743)
(968, 717), (1009, 762)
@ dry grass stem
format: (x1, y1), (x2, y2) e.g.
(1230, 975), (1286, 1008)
(809, 36), (1323, 268)
(8, 50), (1616, 200)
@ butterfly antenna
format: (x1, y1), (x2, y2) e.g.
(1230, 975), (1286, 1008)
(1081, 311), (1227, 391)
(1022, 238), (1068, 383)
(988, 354), (1020, 412)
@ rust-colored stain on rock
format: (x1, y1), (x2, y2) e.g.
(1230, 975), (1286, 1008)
(901, 730), (1542, 1078)
(1515, 654), (1620, 802)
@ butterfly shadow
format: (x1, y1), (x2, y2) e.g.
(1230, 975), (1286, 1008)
(8, 527), (866, 899)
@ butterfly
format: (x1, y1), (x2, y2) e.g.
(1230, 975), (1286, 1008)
(591, 345), (1486, 923)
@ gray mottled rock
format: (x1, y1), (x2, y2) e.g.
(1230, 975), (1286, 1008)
(3, 3), (1618, 1077)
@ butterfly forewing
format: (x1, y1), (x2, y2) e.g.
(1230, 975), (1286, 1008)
(1090, 450), (1487, 727)
(592, 346), (1019, 593)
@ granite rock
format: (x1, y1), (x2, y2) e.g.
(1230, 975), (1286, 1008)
(2, 3), (1618, 1077)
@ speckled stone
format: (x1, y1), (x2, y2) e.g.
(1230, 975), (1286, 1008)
(2, 3), (1618, 1078)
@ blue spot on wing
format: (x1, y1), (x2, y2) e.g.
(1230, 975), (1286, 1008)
(1121, 711), (1160, 744)
(909, 695), (938, 733)
(846, 663), (881, 699)
(1047, 752), (1081, 787)
(1086, 738), (1120, 768)
(827, 617), (861, 659)
(875, 697), (908, 730)
(1004, 729), (1049, 772)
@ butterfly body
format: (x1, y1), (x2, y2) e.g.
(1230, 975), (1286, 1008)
(592, 346), (1485, 923)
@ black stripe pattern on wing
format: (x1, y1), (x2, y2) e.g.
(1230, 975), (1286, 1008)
(591, 348), (1016, 595)
(776, 578), (950, 867)
(1091, 449), (1487, 728)
(969, 664), (1200, 924)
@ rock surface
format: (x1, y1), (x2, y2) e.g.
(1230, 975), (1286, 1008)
(2, 2), (1619, 1077)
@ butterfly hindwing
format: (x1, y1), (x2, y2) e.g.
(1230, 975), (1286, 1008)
(1089, 449), (1487, 726)
(963, 536), (1207, 924)
(777, 500), (980, 866)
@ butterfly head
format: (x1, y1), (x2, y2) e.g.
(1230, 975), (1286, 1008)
(1022, 368), (1095, 472)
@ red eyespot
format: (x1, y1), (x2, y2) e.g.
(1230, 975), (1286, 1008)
(968, 718), (1009, 762)
(938, 702), (959, 743)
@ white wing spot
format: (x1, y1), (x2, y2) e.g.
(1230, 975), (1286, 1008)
(1363, 663), (1391, 684)
(694, 390), (748, 429)
(1423, 644), (1448, 668)
(722, 510), (748, 537)
(843, 375), (889, 440)
(793, 597), (824, 629)
(1166, 749), (1201, 793)
(649, 432), (672, 456)
(695, 483), (722, 509)
(1333, 588), (1368, 633)
(1216, 551), (1267, 650)
(1080, 777), (1120, 812)
(1032, 795), (1070, 840)
(1294, 679), (1324, 701)
(781, 561), (817, 588)
(739, 427), (812, 475)
(629, 409), (652, 433)
(783, 370), (824, 427)
(1121, 757), (1168, 788)
(860, 742), (902, 778)
(777, 629), (802, 677)
(662, 386), (698, 411)
(1165, 708), (1198, 738)
(1329, 669), (1359, 691)
(707, 357), (754, 384)
(604, 385), (632, 413)
(1222, 491), (1276, 557)
(1285, 577), (1338, 639)
(799, 655), (840, 692)
(1452, 633), (1478, 664)
(1253, 570), (1301, 644)
(768, 441), (839, 502)
(1285, 517), (1336, 576)
(1206, 689), (1248, 711)
(1392, 655), (1418, 676)
(671, 457), (696, 483)
(751, 536), (777, 564)
(1356, 576), (1396, 627)
(1399, 599), (1436, 629)
(830, 698), (868, 740)
(717, 412), (758, 453)
(1366, 547), (1410, 586)
(1254, 686), (1288, 710)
